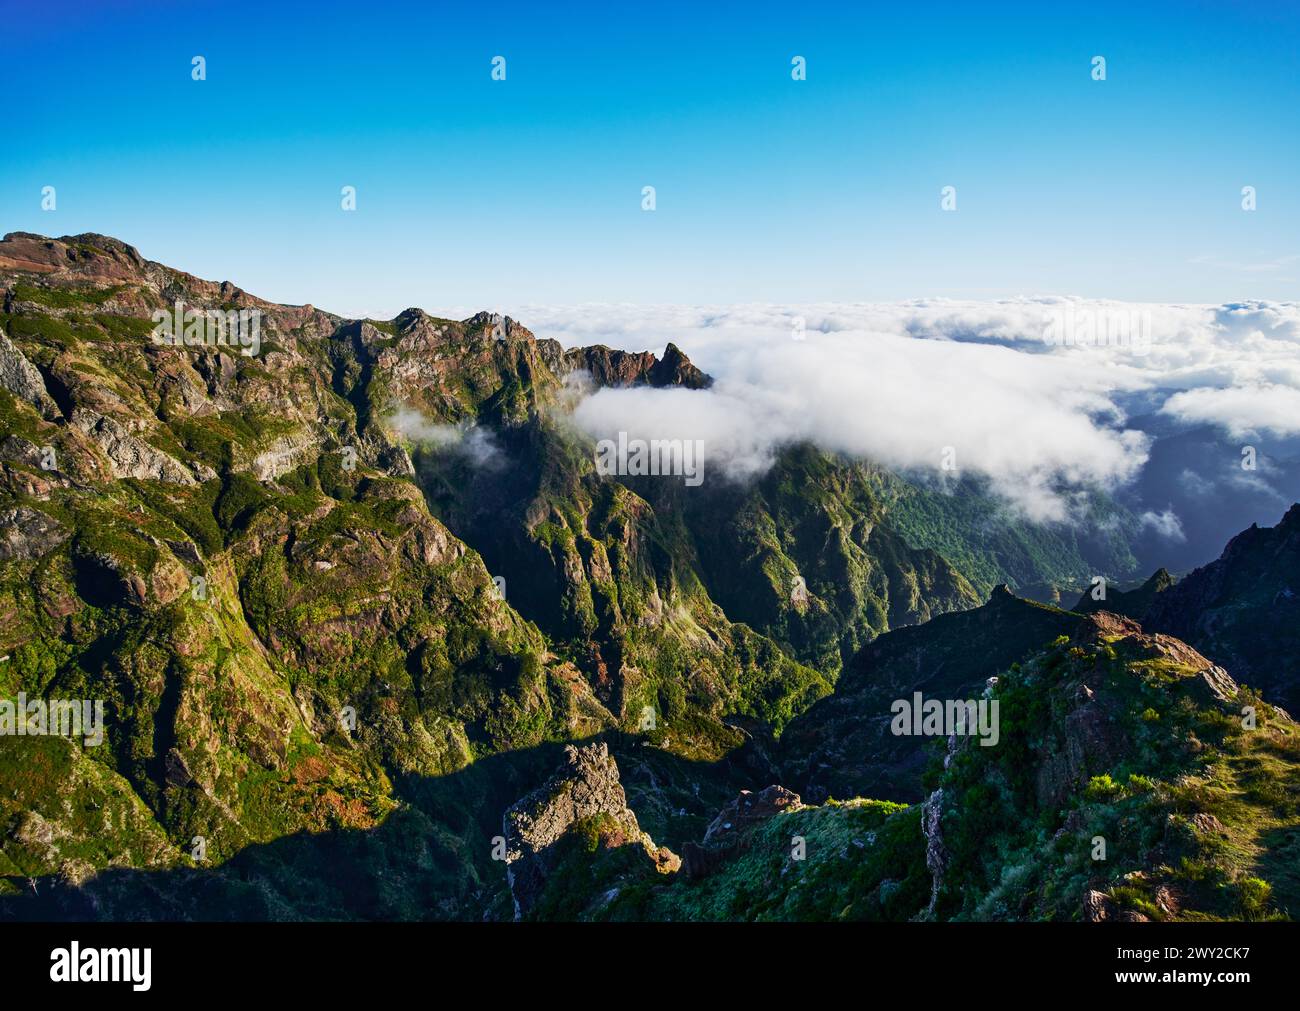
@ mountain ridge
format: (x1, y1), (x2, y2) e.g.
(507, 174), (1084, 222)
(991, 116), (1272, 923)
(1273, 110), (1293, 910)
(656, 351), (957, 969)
(4, 230), (1298, 924)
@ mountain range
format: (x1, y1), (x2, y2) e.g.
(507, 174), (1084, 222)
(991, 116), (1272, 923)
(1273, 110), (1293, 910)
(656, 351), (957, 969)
(1, 232), (1297, 922)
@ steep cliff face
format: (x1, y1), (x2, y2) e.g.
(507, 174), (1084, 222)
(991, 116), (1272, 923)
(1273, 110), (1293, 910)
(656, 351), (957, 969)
(411, 415), (835, 758)
(642, 443), (982, 678)
(1145, 504), (1300, 712)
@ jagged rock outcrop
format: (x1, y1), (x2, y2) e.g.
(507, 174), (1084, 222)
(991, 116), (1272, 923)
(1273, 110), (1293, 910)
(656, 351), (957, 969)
(502, 743), (677, 918)
(1034, 686), (1124, 809)
(562, 341), (712, 390)
(0, 329), (60, 420)
(1082, 889), (1114, 922)
(920, 787), (948, 919)
(70, 410), (197, 484)
(680, 785), (803, 880)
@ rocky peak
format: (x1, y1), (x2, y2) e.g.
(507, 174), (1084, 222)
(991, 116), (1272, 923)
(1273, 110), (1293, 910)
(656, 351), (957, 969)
(0, 231), (147, 280)
(561, 342), (712, 390)
(651, 341), (712, 388)
(396, 307), (430, 326)
(501, 743), (677, 918)
(679, 785), (803, 880)
(1072, 566), (1176, 622)
(460, 310), (534, 342)
(1147, 567), (1175, 590)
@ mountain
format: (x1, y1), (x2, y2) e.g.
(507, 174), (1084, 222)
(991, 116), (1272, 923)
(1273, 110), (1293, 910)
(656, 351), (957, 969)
(3, 231), (1298, 924)
(1072, 567), (1175, 621)
(868, 471), (1144, 601)
(1144, 504), (1300, 713)
(501, 610), (1300, 922)
(0, 231), (974, 913)
(777, 586), (1085, 804)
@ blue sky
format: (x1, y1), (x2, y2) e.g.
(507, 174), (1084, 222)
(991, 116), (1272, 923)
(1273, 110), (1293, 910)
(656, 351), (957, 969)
(2, 0), (1296, 316)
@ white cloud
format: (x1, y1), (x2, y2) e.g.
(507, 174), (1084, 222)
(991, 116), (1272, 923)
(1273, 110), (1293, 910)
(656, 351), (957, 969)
(386, 407), (505, 469)
(1161, 385), (1300, 437)
(1138, 509), (1187, 542)
(502, 298), (1300, 520)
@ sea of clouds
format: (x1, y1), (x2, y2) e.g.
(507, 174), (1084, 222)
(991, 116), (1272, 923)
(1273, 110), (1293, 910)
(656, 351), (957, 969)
(501, 298), (1300, 523)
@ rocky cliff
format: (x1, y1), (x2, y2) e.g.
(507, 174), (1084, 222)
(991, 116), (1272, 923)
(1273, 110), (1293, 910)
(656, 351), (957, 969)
(502, 743), (678, 918)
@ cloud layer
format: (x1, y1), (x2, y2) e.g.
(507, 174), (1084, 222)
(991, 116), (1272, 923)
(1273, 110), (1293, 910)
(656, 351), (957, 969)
(515, 298), (1300, 521)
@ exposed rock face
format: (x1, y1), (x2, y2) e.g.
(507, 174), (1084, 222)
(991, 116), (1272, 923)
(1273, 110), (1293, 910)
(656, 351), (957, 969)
(702, 785), (802, 845)
(251, 430), (318, 481)
(680, 785), (803, 881)
(0, 232), (147, 278)
(0, 329), (60, 420)
(562, 341), (712, 390)
(1191, 812), (1226, 836)
(502, 743), (676, 918)
(1083, 889), (1114, 922)
(0, 506), (68, 561)
(920, 787), (948, 920)
(70, 410), (197, 484)
(1034, 689), (1124, 809)
(1187, 664), (1240, 709)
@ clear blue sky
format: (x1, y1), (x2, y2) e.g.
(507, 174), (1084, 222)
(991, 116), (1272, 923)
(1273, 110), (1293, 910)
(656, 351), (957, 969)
(2, 0), (1296, 317)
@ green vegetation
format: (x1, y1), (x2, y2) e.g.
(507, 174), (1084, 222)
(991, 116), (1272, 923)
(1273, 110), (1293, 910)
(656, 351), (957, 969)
(13, 282), (131, 309)
(868, 471), (1140, 599)
(2, 238), (1296, 926)
(929, 633), (1298, 921)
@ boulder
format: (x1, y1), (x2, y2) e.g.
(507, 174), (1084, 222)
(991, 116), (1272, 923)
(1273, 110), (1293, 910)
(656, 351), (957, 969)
(702, 785), (802, 845)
